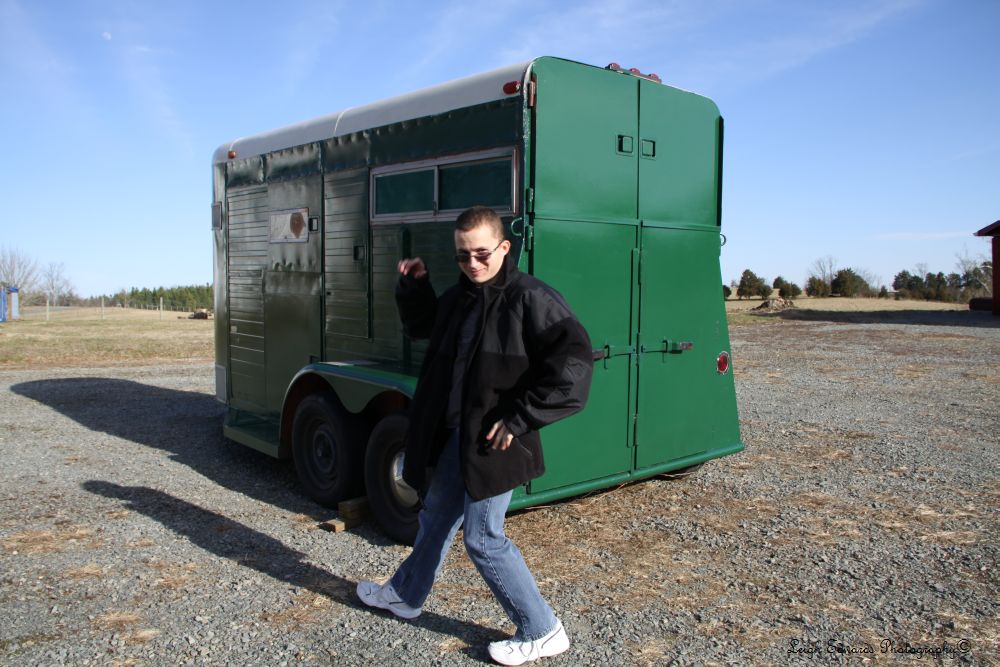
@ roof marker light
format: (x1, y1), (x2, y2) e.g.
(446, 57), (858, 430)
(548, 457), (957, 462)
(228, 150), (237, 159)
(502, 80), (521, 95)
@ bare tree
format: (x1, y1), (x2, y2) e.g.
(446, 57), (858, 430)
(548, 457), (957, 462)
(955, 248), (992, 294)
(41, 262), (74, 306)
(0, 245), (40, 293)
(809, 256), (837, 285)
(856, 268), (883, 293)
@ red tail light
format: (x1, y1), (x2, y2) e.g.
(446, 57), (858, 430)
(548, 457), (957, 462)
(717, 351), (730, 374)
(502, 81), (521, 95)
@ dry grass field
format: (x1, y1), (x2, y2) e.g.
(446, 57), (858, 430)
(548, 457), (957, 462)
(0, 299), (979, 368)
(725, 296), (971, 326)
(0, 307), (214, 369)
(725, 296), (969, 313)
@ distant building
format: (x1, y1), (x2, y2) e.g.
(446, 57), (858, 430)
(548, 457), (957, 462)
(973, 220), (999, 316)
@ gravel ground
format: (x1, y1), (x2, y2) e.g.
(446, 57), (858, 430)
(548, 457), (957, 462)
(1, 313), (997, 666)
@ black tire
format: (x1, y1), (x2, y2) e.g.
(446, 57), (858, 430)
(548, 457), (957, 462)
(365, 414), (420, 545)
(291, 394), (362, 506)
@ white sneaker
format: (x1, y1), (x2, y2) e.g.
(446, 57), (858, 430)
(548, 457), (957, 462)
(488, 620), (569, 665)
(356, 580), (422, 620)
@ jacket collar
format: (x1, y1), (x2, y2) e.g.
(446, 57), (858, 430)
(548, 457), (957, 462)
(458, 252), (517, 295)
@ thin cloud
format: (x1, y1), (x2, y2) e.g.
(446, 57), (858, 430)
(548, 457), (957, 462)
(1, 0), (76, 81)
(380, 0), (921, 95)
(122, 49), (194, 155)
(102, 31), (112, 41)
(943, 142), (1000, 163)
(682, 0), (923, 91)
(103, 13), (194, 155)
(384, 0), (703, 88)
(494, 0), (720, 67)
(274, 1), (343, 96)
(0, 0), (97, 122)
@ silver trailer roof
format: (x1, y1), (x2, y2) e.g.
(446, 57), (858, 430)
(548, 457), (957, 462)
(213, 60), (534, 165)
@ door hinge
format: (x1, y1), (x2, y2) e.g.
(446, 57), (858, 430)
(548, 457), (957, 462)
(632, 413), (638, 448)
(524, 222), (534, 251)
(527, 80), (537, 108)
(526, 187), (535, 213)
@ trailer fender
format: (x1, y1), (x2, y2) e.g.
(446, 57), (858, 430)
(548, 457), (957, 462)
(280, 363), (416, 458)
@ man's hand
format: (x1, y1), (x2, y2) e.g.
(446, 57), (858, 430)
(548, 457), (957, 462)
(486, 420), (515, 451)
(398, 257), (427, 280)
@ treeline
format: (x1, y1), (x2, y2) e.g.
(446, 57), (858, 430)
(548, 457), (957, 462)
(892, 267), (991, 303)
(724, 270), (804, 300)
(726, 255), (993, 303)
(81, 284), (213, 312)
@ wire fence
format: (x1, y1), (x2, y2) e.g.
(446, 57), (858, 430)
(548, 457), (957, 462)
(16, 303), (213, 322)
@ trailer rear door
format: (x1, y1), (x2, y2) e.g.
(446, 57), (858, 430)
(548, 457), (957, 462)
(527, 58), (638, 491)
(528, 58), (739, 489)
(633, 78), (739, 468)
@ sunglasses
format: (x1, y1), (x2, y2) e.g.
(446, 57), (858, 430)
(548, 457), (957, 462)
(455, 240), (503, 264)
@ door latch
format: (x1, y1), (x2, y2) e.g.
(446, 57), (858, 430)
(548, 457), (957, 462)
(640, 339), (693, 355)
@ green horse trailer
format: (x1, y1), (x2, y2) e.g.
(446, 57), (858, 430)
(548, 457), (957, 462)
(212, 57), (743, 543)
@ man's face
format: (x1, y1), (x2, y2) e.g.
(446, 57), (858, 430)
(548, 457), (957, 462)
(454, 224), (510, 284)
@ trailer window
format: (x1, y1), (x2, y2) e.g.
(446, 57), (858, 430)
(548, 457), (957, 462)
(371, 148), (515, 223)
(439, 159), (511, 211)
(374, 169), (434, 214)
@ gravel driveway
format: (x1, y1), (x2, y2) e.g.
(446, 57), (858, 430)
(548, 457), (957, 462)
(1, 313), (997, 666)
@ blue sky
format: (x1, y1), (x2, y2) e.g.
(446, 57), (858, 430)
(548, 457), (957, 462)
(1, 0), (996, 296)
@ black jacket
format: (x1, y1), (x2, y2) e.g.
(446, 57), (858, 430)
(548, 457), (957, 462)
(395, 256), (593, 500)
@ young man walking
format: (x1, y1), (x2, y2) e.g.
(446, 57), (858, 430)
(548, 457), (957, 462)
(357, 206), (593, 665)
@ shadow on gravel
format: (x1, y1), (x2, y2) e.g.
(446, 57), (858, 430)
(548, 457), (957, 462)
(83, 481), (503, 654)
(767, 309), (1000, 328)
(10, 378), (345, 523)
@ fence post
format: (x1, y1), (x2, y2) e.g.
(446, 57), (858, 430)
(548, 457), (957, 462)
(101, 296), (105, 320)
(159, 297), (163, 320)
(46, 296), (50, 322)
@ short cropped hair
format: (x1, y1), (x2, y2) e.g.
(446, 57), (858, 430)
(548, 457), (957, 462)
(455, 206), (505, 239)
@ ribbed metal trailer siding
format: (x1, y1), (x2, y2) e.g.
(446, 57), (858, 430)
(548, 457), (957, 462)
(225, 185), (269, 410)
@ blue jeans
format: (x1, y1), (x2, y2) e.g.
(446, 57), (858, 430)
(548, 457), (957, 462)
(389, 430), (558, 641)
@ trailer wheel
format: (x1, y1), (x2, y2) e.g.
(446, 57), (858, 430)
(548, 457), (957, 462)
(291, 394), (362, 506)
(365, 414), (420, 545)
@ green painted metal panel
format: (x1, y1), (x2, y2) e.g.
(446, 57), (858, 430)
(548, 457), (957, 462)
(263, 175), (324, 413)
(213, 164), (228, 399)
(266, 143), (323, 182)
(226, 185), (269, 410)
(633, 227), (740, 468)
(530, 217), (636, 491)
(226, 156), (265, 187)
(531, 58), (637, 221)
(368, 99), (520, 168)
(297, 363), (417, 414)
(324, 169), (371, 340)
(638, 79), (721, 227)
